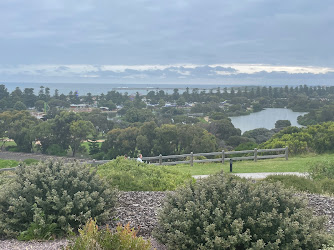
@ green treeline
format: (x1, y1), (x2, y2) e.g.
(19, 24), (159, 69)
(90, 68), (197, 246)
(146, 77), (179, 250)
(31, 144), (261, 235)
(1, 83), (334, 158)
(261, 122), (334, 155)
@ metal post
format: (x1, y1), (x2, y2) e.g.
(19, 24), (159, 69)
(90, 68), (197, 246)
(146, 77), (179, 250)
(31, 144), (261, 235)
(222, 150), (225, 164)
(285, 146), (288, 160)
(254, 148), (258, 162)
(230, 158), (233, 173)
(159, 154), (162, 165)
(190, 152), (194, 167)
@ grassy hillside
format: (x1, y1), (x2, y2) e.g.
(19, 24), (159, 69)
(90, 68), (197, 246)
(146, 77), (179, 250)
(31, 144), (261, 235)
(165, 154), (334, 175)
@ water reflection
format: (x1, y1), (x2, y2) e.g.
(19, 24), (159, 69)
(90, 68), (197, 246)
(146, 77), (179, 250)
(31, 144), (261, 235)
(229, 108), (307, 134)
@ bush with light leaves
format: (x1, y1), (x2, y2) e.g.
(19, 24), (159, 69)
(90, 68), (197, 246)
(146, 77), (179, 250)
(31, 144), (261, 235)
(154, 173), (331, 249)
(0, 161), (116, 240)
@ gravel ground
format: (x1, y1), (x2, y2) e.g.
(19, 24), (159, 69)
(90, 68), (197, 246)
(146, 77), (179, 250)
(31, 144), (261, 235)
(1, 191), (333, 250)
(306, 193), (334, 232)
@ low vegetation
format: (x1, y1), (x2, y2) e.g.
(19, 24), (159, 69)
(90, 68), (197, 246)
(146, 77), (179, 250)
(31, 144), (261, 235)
(154, 173), (331, 249)
(261, 122), (334, 155)
(309, 160), (334, 180)
(263, 175), (334, 195)
(97, 157), (193, 191)
(264, 159), (334, 195)
(0, 161), (116, 239)
(165, 153), (334, 176)
(0, 159), (17, 169)
(66, 219), (151, 250)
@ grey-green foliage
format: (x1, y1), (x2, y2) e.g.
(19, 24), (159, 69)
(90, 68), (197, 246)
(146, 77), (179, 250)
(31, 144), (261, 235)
(0, 161), (116, 238)
(154, 174), (330, 250)
(309, 160), (334, 180)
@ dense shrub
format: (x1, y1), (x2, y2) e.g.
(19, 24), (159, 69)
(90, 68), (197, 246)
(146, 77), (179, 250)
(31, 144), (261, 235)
(97, 157), (193, 191)
(46, 144), (67, 156)
(91, 152), (106, 160)
(154, 173), (330, 249)
(6, 146), (20, 152)
(0, 161), (116, 239)
(242, 128), (274, 144)
(309, 160), (334, 180)
(67, 219), (151, 250)
(22, 158), (39, 165)
(264, 175), (334, 195)
(261, 122), (334, 155)
(319, 179), (334, 194)
(263, 175), (322, 193)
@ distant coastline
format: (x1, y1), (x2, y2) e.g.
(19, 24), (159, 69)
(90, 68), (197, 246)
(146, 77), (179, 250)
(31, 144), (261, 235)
(3, 82), (334, 95)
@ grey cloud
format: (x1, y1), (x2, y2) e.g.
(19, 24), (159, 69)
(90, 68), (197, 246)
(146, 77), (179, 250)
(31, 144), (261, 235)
(55, 66), (70, 72)
(0, 0), (333, 68)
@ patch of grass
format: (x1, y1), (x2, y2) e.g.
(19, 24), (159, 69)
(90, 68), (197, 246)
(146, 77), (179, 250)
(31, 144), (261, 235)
(1, 140), (17, 148)
(164, 154), (334, 176)
(0, 159), (18, 169)
(22, 159), (39, 165)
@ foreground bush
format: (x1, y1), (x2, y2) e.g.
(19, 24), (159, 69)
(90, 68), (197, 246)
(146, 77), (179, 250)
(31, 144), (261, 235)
(0, 161), (116, 239)
(154, 173), (330, 249)
(67, 219), (151, 250)
(97, 157), (193, 191)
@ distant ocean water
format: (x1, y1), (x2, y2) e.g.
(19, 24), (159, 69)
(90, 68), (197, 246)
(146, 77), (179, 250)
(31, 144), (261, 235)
(3, 82), (243, 95)
(2, 81), (332, 96)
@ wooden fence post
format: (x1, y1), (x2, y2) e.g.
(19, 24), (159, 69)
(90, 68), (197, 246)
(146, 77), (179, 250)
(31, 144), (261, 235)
(285, 146), (288, 160)
(222, 150), (225, 164)
(159, 154), (162, 165)
(254, 148), (258, 162)
(190, 152), (194, 166)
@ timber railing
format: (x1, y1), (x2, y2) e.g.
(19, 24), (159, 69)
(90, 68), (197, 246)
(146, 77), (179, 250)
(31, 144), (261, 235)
(0, 147), (288, 171)
(141, 147), (288, 166)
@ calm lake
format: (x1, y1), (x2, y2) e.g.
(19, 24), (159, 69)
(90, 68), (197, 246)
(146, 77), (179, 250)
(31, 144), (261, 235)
(229, 108), (308, 134)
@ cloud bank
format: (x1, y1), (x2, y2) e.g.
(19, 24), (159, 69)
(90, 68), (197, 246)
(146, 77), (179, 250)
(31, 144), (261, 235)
(0, 0), (333, 84)
(1, 64), (334, 85)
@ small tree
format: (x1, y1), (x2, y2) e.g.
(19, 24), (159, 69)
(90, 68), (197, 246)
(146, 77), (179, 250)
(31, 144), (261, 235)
(89, 133), (100, 155)
(34, 100), (45, 112)
(70, 120), (95, 157)
(275, 120), (291, 129)
(13, 101), (27, 111)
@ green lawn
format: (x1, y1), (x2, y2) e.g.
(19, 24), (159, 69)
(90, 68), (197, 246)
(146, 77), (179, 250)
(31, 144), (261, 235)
(165, 154), (334, 175)
(0, 159), (18, 169)
(1, 140), (17, 148)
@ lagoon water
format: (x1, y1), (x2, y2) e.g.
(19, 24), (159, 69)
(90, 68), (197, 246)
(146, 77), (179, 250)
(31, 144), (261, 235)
(229, 108), (307, 134)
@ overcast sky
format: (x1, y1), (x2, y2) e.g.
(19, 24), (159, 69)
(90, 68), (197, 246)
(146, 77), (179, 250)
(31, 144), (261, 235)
(1, 0), (334, 84)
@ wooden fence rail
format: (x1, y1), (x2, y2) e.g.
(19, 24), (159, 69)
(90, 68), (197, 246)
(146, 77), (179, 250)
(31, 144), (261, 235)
(0, 147), (288, 171)
(141, 147), (288, 166)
